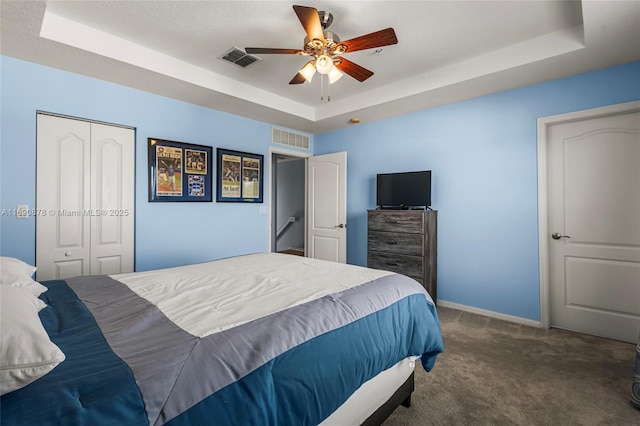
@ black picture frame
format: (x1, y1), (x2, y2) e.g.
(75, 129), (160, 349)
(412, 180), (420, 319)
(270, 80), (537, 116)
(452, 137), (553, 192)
(216, 148), (264, 203)
(148, 138), (213, 202)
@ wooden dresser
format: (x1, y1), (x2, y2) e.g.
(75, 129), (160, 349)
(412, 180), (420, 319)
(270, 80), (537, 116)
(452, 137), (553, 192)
(367, 209), (437, 304)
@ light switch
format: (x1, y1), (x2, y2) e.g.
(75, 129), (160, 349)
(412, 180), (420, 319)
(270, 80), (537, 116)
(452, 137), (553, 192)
(259, 206), (267, 215)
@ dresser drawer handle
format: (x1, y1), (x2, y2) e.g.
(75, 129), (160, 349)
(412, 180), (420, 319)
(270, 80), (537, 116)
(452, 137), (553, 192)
(387, 242), (399, 245)
(386, 262), (401, 266)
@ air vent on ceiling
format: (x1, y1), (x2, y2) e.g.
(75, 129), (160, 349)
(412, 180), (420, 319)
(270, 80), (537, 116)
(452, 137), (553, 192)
(220, 47), (261, 68)
(272, 128), (310, 150)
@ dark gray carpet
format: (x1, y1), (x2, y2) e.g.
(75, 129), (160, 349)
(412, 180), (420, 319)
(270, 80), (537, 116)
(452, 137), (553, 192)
(385, 307), (639, 425)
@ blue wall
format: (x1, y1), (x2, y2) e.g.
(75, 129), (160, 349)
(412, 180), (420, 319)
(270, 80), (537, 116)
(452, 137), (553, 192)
(314, 60), (640, 321)
(2, 55), (639, 322)
(0, 56), (309, 271)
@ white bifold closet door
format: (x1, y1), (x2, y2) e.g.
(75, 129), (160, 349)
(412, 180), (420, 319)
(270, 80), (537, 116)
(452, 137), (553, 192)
(36, 113), (135, 281)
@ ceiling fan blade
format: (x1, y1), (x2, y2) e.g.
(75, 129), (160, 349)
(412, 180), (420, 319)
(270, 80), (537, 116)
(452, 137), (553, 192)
(289, 73), (306, 85)
(339, 28), (398, 53)
(244, 48), (301, 55)
(335, 58), (374, 82)
(293, 5), (325, 44)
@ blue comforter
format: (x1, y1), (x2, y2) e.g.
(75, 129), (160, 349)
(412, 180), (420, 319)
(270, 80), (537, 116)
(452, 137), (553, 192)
(1, 268), (443, 425)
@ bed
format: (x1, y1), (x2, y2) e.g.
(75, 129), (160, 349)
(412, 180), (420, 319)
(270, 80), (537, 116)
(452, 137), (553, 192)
(1, 253), (443, 425)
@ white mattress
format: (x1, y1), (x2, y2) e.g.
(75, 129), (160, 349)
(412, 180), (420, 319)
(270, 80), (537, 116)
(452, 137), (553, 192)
(321, 357), (417, 426)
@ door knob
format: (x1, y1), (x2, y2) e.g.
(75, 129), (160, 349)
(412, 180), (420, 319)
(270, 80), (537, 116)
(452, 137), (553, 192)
(334, 224), (345, 229)
(64, 251), (71, 256)
(551, 233), (570, 240)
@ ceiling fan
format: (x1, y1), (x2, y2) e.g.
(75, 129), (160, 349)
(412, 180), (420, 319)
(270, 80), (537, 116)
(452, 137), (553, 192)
(245, 5), (398, 85)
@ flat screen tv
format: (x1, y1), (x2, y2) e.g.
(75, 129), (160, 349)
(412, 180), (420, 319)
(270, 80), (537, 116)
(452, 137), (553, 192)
(376, 171), (431, 209)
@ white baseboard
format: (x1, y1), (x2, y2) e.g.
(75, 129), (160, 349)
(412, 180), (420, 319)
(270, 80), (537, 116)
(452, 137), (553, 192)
(437, 300), (542, 328)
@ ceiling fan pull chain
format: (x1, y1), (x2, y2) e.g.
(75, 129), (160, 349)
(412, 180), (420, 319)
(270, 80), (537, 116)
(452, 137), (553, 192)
(319, 74), (331, 102)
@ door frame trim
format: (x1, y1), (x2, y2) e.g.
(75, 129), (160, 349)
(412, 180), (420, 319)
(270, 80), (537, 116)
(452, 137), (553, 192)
(536, 100), (640, 329)
(267, 147), (311, 254)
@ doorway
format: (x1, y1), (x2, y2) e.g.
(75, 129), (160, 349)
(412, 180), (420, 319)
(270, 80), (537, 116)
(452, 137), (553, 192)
(271, 152), (306, 256)
(268, 148), (348, 263)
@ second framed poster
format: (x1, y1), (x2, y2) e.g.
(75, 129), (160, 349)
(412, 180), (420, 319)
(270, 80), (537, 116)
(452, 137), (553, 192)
(216, 148), (264, 203)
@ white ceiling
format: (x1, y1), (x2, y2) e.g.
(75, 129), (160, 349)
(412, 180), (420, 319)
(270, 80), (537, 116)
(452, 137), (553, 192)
(2, 1), (639, 134)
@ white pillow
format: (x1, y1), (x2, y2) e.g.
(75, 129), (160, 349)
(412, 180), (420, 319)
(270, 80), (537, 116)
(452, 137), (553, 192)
(0, 286), (65, 396)
(0, 256), (47, 297)
(0, 256), (36, 277)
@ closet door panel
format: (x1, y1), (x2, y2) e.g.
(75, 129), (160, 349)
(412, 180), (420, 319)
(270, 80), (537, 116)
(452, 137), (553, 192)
(36, 114), (91, 280)
(90, 123), (135, 275)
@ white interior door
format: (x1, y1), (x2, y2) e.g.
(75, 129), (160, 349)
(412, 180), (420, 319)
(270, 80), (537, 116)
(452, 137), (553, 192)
(37, 114), (92, 280)
(307, 152), (347, 263)
(546, 107), (640, 343)
(36, 114), (135, 280)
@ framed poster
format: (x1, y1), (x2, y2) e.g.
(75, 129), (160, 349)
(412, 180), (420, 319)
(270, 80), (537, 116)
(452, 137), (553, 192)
(148, 138), (212, 202)
(216, 148), (264, 203)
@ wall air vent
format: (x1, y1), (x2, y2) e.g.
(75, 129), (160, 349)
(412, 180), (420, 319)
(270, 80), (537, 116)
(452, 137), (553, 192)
(272, 128), (310, 150)
(220, 47), (261, 68)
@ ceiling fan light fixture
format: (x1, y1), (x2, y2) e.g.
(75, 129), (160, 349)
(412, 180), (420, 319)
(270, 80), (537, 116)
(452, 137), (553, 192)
(328, 66), (343, 84)
(299, 61), (316, 83)
(245, 5), (398, 94)
(315, 54), (333, 74)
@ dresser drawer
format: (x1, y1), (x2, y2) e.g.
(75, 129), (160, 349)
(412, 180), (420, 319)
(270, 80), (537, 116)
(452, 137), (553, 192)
(367, 251), (423, 280)
(368, 210), (424, 233)
(368, 231), (423, 257)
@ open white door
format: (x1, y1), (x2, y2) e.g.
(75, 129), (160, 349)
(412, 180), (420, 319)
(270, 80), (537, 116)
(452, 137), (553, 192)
(307, 152), (347, 263)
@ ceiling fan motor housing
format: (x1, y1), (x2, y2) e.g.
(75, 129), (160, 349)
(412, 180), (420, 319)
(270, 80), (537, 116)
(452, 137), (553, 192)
(304, 31), (341, 54)
(323, 31), (340, 43)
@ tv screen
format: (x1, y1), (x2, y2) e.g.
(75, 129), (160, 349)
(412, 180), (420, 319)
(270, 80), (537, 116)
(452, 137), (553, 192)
(376, 171), (431, 208)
